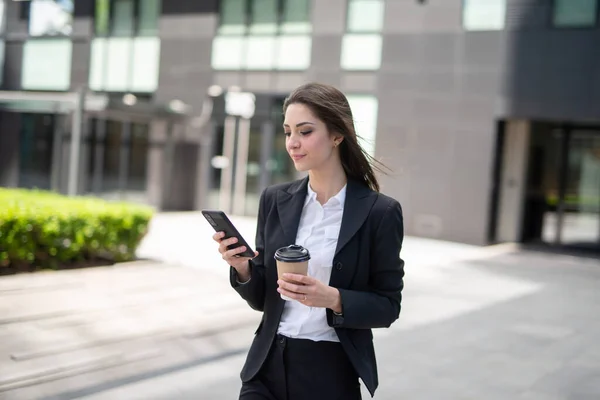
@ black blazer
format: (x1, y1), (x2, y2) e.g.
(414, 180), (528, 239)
(229, 177), (405, 397)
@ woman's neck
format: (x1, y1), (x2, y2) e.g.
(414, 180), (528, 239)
(308, 164), (347, 205)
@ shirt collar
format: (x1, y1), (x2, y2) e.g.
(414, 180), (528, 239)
(306, 182), (347, 208)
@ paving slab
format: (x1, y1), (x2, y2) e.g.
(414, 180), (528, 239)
(1, 213), (599, 399)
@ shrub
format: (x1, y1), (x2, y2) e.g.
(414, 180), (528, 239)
(0, 188), (154, 273)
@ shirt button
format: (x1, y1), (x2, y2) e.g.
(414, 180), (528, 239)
(335, 262), (343, 270)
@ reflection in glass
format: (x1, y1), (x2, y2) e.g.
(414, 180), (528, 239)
(87, 119), (149, 204)
(560, 131), (600, 247)
(95, 0), (110, 35)
(347, 0), (384, 33)
(126, 123), (149, 202)
(462, 0), (507, 31)
(219, 0), (247, 35)
(138, 0), (160, 36)
(281, 0), (311, 33)
(553, 0), (598, 27)
(341, 34), (382, 70)
(112, 0), (134, 36)
(18, 114), (55, 190)
(249, 0), (277, 34)
(29, 0), (73, 36)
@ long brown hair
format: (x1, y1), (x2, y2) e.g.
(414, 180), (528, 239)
(283, 82), (388, 192)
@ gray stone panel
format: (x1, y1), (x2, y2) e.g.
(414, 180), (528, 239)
(160, 14), (218, 39)
(70, 41), (91, 90)
(383, 0), (463, 34)
(341, 73), (377, 93)
(212, 72), (244, 91)
(4, 0), (28, 36)
(243, 72), (274, 93)
(309, 35), (343, 72)
(155, 38), (214, 109)
(274, 73), (309, 93)
(311, 0), (346, 36)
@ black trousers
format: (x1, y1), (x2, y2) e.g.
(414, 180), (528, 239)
(239, 334), (361, 400)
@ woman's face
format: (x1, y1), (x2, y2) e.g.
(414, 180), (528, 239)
(283, 103), (342, 172)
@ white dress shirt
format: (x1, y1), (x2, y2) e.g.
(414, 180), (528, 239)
(277, 182), (346, 342)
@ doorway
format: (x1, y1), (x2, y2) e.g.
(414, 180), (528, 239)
(522, 123), (600, 251)
(18, 113), (56, 190)
(207, 96), (296, 216)
(86, 118), (150, 204)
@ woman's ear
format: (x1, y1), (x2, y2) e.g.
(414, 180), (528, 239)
(333, 134), (344, 147)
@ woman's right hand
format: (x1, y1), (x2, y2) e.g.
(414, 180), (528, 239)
(212, 232), (257, 280)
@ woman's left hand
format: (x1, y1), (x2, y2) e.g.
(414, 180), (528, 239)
(277, 273), (342, 312)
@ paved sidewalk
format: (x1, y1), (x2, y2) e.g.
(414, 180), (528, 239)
(1, 212), (599, 399)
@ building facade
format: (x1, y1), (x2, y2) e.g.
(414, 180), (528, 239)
(0, 0), (599, 252)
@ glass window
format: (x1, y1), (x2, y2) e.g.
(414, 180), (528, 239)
(29, 0), (74, 36)
(463, 0), (507, 31)
(244, 36), (276, 69)
(275, 35), (311, 70)
(89, 38), (108, 90)
(212, 36), (246, 69)
(130, 37), (160, 92)
(95, 0), (110, 35)
(347, 0), (384, 32)
(138, 0), (160, 36)
(104, 38), (132, 90)
(112, 0), (134, 36)
(220, 0), (247, 34)
(553, 0), (598, 27)
(281, 0), (310, 33)
(341, 34), (382, 70)
(22, 39), (72, 90)
(249, 0), (277, 34)
(347, 96), (379, 157)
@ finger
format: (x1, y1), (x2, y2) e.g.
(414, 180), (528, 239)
(277, 279), (306, 294)
(218, 237), (238, 252)
(277, 287), (303, 301)
(282, 273), (314, 285)
(213, 231), (225, 241)
(224, 246), (247, 259)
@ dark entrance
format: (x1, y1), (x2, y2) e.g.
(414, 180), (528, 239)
(523, 122), (600, 251)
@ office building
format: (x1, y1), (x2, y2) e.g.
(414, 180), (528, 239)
(0, 0), (598, 251)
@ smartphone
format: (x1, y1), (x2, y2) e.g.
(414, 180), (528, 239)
(202, 210), (256, 258)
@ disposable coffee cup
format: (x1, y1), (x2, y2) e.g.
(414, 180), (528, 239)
(274, 245), (311, 301)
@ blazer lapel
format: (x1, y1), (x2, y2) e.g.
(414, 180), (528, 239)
(276, 176), (309, 246)
(334, 179), (377, 257)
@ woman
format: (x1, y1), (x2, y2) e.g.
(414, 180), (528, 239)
(213, 82), (405, 400)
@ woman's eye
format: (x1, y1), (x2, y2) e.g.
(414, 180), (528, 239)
(284, 131), (291, 136)
(300, 131), (312, 135)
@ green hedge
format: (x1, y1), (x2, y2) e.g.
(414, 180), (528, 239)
(0, 188), (154, 273)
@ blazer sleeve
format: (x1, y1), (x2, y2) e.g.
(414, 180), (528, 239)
(328, 199), (405, 329)
(229, 188), (268, 312)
